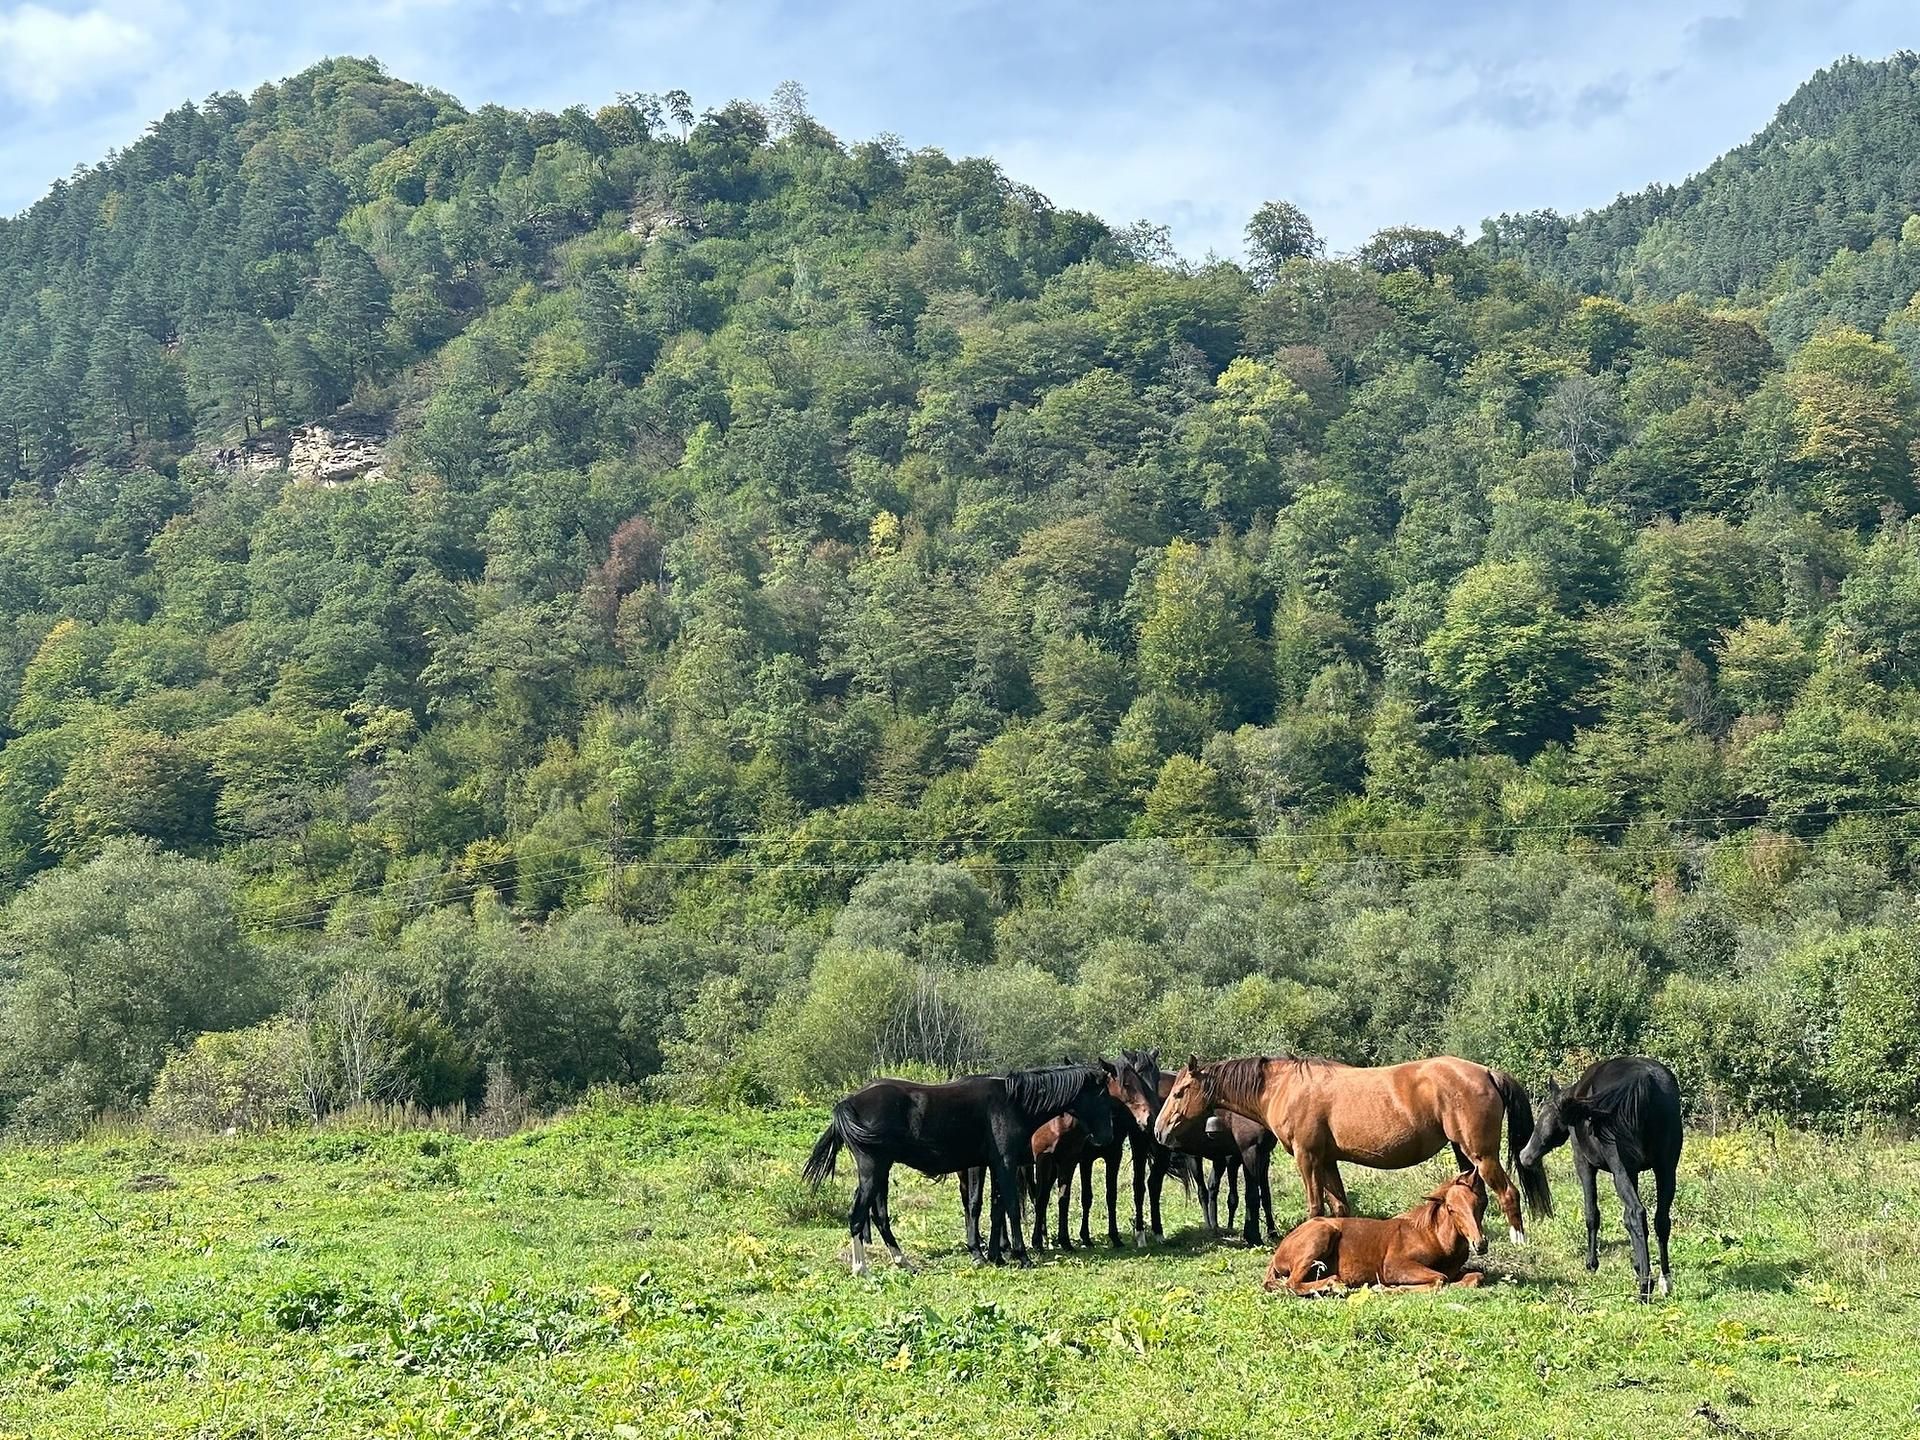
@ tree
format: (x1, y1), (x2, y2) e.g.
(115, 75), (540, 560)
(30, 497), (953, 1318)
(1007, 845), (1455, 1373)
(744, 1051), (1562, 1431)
(1426, 561), (1589, 755)
(1244, 201), (1322, 286)
(830, 861), (997, 968)
(1136, 539), (1268, 724)
(0, 840), (267, 1129)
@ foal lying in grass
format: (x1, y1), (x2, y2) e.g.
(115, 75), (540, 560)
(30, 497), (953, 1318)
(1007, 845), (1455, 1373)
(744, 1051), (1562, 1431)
(1263, 1172), (1488, 1295)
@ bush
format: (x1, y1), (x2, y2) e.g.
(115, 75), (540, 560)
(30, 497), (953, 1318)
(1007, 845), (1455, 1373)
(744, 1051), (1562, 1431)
(1649, 970), (1826, 1122)
(829, 862), (996, 968)
(1824, 926), (1920, 1117)
(1445, 942), (1652, 1078)
(148, 1019), (312, 1133)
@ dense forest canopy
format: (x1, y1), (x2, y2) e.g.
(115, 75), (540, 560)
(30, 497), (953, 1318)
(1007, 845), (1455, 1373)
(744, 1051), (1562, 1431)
(4, 55), (1920, 1136)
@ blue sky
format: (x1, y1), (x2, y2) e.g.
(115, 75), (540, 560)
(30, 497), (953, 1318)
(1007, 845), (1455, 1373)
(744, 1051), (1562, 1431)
(0, 1), (1914, 256)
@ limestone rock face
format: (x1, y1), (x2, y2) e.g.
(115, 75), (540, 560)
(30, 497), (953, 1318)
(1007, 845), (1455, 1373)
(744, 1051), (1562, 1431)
(286, 421), (387, 484)
(205, 419), (388, 485)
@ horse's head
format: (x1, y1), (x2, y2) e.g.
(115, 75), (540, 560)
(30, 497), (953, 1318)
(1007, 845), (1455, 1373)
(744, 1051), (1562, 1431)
(1437, 1170), (1488, 1254)
(1151, 1056), (1216, 1146)
(1516, 1078), (1579, 1170)
(1112, 1048), (1162, 1131)
(1070, 1061), (1118, 1148)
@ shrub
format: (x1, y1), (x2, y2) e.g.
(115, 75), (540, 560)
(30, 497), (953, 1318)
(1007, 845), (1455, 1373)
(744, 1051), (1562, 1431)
(148, 1019), (312, 1133)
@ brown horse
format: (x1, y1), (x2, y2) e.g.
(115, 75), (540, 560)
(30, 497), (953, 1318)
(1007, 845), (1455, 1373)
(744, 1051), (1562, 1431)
(1153, 1054), (1551, 1243)
(1015, 1062), (1157, 1251)
(1263, 1171), (1487, 1294)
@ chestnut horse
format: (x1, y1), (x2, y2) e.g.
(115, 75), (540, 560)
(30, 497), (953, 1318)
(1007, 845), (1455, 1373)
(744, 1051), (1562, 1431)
(1263, 1171), (1487, 1294)
(1154, 1054), (1551, 1243)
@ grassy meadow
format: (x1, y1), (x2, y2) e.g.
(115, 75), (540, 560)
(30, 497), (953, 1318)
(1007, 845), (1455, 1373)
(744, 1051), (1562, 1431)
(0, 1101), (1915, 1439)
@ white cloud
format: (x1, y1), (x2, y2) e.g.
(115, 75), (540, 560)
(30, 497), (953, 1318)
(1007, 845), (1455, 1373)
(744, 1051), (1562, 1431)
(0, 4), (149, 106)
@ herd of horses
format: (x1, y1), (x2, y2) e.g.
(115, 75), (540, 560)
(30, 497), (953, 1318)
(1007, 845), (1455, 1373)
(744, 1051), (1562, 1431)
(804, 1051), (1685, 1301)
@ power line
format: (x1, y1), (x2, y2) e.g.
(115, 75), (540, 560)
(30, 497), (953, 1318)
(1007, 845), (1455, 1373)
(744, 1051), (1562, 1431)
(235, 814), (1920, 937)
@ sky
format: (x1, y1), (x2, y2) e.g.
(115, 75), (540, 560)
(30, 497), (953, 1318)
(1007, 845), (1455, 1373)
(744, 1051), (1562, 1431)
(0, 0), (1915, 257)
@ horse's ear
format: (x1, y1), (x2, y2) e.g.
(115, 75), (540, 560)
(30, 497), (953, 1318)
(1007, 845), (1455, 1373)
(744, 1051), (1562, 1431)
(1544, 1076), (1560, 1096)
(1144, 1047), (1158, 1066)
(1099, 1058), (1116, 1077)
(1186, 1054), (1202, 1075)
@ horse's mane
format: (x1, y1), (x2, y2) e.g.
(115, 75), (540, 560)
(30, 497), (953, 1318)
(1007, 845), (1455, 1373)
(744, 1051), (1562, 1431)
(1576, 1068), (1653, 1132)
(1005, 1062), (1099, 1119)
(1204, 1053), (1335, 1097)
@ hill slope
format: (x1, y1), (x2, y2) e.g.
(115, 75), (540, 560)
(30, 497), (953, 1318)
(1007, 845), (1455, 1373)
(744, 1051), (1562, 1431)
(3, 58), (1920, 1135)
(1481, 52), (1920, 304)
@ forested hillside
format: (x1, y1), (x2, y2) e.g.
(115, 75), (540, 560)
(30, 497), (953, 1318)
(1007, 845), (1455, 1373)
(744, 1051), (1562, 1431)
(1483, 51), (1920, 349)
(4, 57), (1920, 1138)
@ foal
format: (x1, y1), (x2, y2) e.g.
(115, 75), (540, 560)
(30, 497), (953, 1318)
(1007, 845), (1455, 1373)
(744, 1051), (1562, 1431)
(1263, 1172), (1487, 1295)
(1516, 1056), (1682, 1302)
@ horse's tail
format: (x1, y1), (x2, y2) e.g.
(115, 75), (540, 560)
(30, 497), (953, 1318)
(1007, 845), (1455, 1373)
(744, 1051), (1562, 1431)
(803, 1111), (846, 1188)
(1491, 1069), (1553, 1219)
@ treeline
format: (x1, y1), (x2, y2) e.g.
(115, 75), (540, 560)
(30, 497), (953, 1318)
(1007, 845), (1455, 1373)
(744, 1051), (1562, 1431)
(1483, 52), (1920, 303)
(4, 58), (1920, 1135)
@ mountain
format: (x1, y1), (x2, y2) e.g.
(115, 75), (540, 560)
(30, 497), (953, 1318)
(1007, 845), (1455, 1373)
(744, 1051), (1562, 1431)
(2, 56), (1919, 1131)
(1482, 52), (1920, 312)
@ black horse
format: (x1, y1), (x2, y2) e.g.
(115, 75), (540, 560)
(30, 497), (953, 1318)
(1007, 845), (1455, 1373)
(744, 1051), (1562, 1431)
(1516, 1056), (1682, 1302)
(1030, 1050), (1175, 1251)
(804, 1062), (1116, 1272)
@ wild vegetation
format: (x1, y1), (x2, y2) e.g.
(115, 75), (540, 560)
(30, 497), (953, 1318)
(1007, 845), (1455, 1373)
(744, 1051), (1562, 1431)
(7, 56), (1920, 1134)
(0, 1104), (1914, 1439)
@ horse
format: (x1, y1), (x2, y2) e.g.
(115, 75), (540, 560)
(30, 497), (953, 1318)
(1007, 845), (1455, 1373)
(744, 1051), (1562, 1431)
(1025, 1057), (1158, 1250)
(1515, 1056), (1683, 1302)
(1159, 1104), (1277, 1247)
(1154, 1054), (1551, 1245)
(804, 1061), (1116, 1272)
(1112, 1048), (1198, 1246)
(1263, 1171), (1488, 1295)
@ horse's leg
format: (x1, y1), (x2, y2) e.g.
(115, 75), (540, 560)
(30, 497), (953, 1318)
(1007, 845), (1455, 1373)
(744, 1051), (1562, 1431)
(1653, 1162), (1676, 1297)
(1130, 1142), (1148, 1247)
(1574, 1152), (1601, 1272)
(996, 1153), (1032, 1268)
(1611, 1164), (1653, 1302)
(848, 1152), (877, 1276)
(1057, 1158), (1075, 1249)
(985, 1165), (1006, 1266)
(1258, 1152), (1278, 1241)
(873, 1163), (910, 1267)
(1225, 1156), (1241, 1236)
(1292, 1146), (1326, 1219)
(1471, 1151), (1526, 1246)
(961, 1167), (988, 1262)
(1378, 1261), (1454, 1292)
(1148, 1151), (1168, 1240)
(1319, 1161), (1352, 1220)
(1031, 1159), (1052, 1250)
(1078, 1153), (1095, 1248)
(1237, 1147), (1265, 1247)
(1103, 1150), (1122, 1247)
(1450, 1142), (1471, 1172)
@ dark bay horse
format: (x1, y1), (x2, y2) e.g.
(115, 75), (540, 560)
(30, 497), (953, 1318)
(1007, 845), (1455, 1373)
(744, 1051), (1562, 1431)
(1155, 1054), (1551, 1244)
(804, 1062), (1115, 1272)
(1160, 1104), (1276, 1246)
(1264, 1171), (1488, 1294)
(1516, 1056), (1682, 1302)
(1027, 1053), (1162, 1250)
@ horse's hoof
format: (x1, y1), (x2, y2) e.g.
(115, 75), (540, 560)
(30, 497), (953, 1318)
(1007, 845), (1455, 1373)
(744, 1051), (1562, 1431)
(1508, 1227), (1527, 1246)
(1133, 1229), (1146, 1249)
(891, 1254), (916, 1271)
(1017, 1254), (1035, 1270)
(1657, 1273), (1672, 1298)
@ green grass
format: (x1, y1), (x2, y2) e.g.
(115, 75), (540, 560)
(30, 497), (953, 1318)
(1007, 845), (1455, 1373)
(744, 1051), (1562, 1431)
(0, 1102), (1915, 1439)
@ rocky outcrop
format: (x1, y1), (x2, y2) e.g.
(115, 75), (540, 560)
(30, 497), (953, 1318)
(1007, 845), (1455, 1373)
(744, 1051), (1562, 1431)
(286, 420), (387, 484)
(206, 418), (389, 485)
